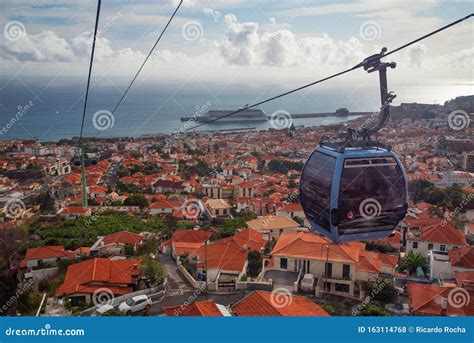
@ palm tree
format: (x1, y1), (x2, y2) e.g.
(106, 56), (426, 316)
(397, 251), (428, 275)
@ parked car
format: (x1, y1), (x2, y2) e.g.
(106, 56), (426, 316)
(91, 304), (114, 316)
(118, 295), (152, 315)
(300, 274), (315, 293)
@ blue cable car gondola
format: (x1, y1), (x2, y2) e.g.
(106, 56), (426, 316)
(300, 48), (408, 242)
(300, 145), (408, 243)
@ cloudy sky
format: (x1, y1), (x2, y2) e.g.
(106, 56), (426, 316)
(1, 0), (473, 104)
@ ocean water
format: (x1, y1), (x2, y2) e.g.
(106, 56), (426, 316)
(0, 81), (375, 142)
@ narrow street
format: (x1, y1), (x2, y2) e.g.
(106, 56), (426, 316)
(158, 254), (194, 296)
(137, 254), (248, 316)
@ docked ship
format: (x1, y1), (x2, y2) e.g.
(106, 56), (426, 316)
(180, 106), (268, 123)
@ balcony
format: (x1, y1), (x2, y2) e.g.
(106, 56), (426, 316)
(321, 274), (352, 283)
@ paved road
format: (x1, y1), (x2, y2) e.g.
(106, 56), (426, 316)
(158, 254), (194, 296)
(133, 254), (248, 316)
(146, 291), (247, 316)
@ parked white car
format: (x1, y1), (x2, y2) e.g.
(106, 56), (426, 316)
(300, 274), (315, 293)
(92, 304), (114, 316)
(118, 295), (152, 314)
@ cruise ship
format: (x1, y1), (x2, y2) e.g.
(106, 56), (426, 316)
(180, 107), (268, 123)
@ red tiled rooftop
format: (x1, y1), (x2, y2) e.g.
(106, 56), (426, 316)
(232, 291), (329, 316)
(102, 231), (143, 246)
(57, 258), (140, 297)
(448, 246), (474, 269)
(164, 300), (223, 316)
(421, 222), (467, 246)
(407, 282), (474, 316)
(172, 230), (212, 244)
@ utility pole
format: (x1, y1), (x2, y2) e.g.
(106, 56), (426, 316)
(204, 239), (208, 283)
(81, 149), (88, 207)
(325, 244), (329, 294)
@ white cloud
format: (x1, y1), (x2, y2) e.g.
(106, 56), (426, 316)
(2, 30), (74, 62)
(216, 14), (365, 68)
(406, 44), (428, 68)
(218, 14), (260, 65)
(203, 7), (221, 22)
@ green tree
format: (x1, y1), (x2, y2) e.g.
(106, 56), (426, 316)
(123, 194), (148, 208)
(247, 250), (262, 277)
(362, 279), (397, 303)
(140, 256), (165, 288)
(357, 303), (390, 316)
(101, 309), (126, 316)
(397, 251), (428, 275)
(124, 243), (135, 256)
(409, 179), (434, 203)
(37, 191), (55, 213)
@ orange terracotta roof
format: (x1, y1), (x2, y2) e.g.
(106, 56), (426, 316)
(357, 250), (397, 273)
(448, 246), (474, 269)
(164, 300), (223, 316)
(246, 215), (299, 231)
(407, 282), (474, 316)
(57, 258), (140, 297)
(271, 232), (359, 264)
(279, 203), (303, 212)
(61, 206), (90, 214)
(421, 222), (467, 246)
(103, 231), (143, 246)
(232, 291), (329, 316)
(21, 246), (74, 268)
(375, 230), (401, 248)
(194, 240), (247, 272)
(174, 242), (203, 256)
(454, 271), (474, 288)
(172, 230), (212, 244)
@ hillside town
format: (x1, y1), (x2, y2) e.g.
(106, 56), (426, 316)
(0, 97), (473, 317)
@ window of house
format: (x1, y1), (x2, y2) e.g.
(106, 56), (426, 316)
(412, 241), (418, 249)
(428, 243), (433, 250)
(280, 258), (288, 270)
(279, 229), (283, 235)
(335, 283), (350, 293)
(342, 264), (350, 279)
(440, 245), (446, 252)
(325, 262), (332, 277)
(293, 259), (297, 272)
